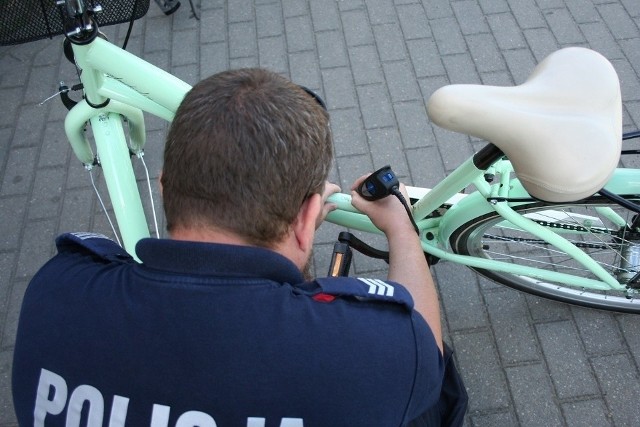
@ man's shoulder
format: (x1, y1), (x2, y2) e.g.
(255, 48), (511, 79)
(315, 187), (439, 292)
(302, 276), (415, 310)
(54, 232), (135, 264)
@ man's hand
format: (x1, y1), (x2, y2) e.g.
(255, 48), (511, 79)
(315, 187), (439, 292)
(350, 175), (414, 236)
(316, 181), (341, 229)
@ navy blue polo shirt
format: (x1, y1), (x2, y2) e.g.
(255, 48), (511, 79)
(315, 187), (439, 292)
(13, 233), (444, 427)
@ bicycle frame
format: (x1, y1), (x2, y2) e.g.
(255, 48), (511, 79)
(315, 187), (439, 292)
(62, 32), (640, 292)
(327, 156), (640, 292)
(65, 36), (191, 253)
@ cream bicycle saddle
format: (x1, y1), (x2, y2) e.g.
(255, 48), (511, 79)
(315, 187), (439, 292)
(427, 47), (622, 202)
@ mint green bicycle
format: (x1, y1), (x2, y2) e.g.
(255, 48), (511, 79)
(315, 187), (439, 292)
(4, 0), (640, 313)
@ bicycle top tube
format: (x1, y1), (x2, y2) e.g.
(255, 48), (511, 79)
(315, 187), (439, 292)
(427, 47), (622, 204)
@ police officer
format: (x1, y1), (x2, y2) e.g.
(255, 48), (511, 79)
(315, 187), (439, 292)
(13, 68), (465, 426)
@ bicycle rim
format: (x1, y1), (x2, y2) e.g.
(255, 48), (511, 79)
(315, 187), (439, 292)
(450, 196), (640, 313)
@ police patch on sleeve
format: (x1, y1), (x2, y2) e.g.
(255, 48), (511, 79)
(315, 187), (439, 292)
(313, 276), (414, 309)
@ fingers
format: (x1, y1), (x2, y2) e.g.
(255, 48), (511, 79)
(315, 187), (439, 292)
(316, 181), (341, 228)
(323, 181), (341, 199)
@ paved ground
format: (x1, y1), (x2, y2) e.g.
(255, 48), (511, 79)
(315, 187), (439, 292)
(2, 0), (640, 425)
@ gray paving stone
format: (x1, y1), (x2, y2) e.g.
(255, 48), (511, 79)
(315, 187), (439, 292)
(503, 48), (537, 84)
(365, 0), (396, 25)
(452, 1), (491, 35)
(282, 0), (308, 18)
(322, 67), (358, 109)
(511, 0), (547, 29)
(330, 108), (368, 157)
(485, 289), (541, 365)
(316, 30), (348, 68)
(13, 104), (48, 148)
(536, 320), (600, 399)
(348, 45), (384, 85)
(393, 101), (433, 149)
(597, 3), (640, 40)
(341, 9), (375, 47)
(523, 27), (560, 62)
(3, 278), (29, 349)
(28, 167), (65, 220)
(545, 7), (586, 45)
(436, 262), (488, 332)
(506, 363), (564, 427)
(0, 349), (17, 425)
(257, 3), (284, 37)
(580, 21), (625, 60)
(200, 7), (227, 43)
(572, 308), (626, 355)
(373, 23), (407, 61)
(442, 53), (480, 84)
(0, 250), (16, 332)
(171, 29), (199, 66)
(58, 187), (96, 234)
(144, 15), (173, 52)
(562, 399), (612, 427)
(478, 0), (510, 14)
(431, 17), (467, 56)
(432, 126), (474, 172)
(356, 83), (395, 129)
(591, 353), (640, 426)
(486, 13), (528, 51)
(309, 0), (341, 32)
(407, 38), (446, 78)
(422, 0), (454, 19)
(613, 58), (640, 103)
(0, 196), (27, 251)
(405, 145), (447, 188)
(466, 33), (505, 74)
(366, 127), (410, 176)
(452, 331), (511, 412)
(1, 146), (38, 197)
(15, 219), (57, 279)
(471, 411), (517, 427)
(228, 0), (254, 23)
(258, 36), (288, 74)
(289, 50), (321, 89)
(565, 0), (601, 23)
(396, 3), (431, 40)
(200, 42), (229, 77)
(383, 61), (421, 102)
(525, 294), (572, 322)
(229, 21), (258, 58)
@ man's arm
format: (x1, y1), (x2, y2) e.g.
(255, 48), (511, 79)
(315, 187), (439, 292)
(350, 177), (443, 353)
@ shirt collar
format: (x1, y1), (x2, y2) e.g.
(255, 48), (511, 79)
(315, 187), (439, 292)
(135, 238), (305, 284)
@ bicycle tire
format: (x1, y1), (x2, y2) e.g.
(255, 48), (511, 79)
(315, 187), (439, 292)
(449, 195), (640, 313)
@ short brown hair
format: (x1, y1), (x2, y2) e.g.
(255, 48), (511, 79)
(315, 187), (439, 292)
(161, 68), (333, 246)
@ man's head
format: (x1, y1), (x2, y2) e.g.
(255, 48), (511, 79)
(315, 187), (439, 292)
(161, 68), (333, 248)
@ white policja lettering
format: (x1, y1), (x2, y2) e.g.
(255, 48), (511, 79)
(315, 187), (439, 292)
(33, 368), (304, 426)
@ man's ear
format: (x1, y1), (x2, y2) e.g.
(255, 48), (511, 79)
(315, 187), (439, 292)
(293, 193), (323, 252)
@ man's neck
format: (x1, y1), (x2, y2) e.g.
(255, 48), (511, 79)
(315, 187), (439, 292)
(169, 227), (251, 246)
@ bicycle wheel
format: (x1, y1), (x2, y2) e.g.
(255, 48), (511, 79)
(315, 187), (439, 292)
(449, 196), (640, 313)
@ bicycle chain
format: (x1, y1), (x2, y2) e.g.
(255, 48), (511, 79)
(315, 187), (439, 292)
(483, 219), (616, 250)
